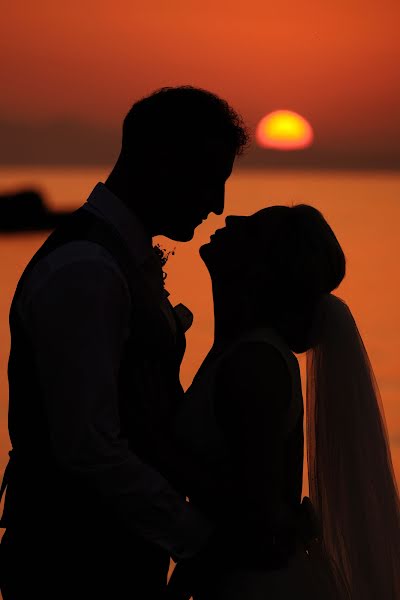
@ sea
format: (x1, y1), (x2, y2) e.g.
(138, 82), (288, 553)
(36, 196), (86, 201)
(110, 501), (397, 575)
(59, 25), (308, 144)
(0, 167), (399, 589)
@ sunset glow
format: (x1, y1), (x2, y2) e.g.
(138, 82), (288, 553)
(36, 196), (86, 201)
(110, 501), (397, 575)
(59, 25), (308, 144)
(256, 110), (314, 150)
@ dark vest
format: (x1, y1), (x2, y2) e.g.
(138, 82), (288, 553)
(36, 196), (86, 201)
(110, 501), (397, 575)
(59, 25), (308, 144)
(1, 206), (186, 541)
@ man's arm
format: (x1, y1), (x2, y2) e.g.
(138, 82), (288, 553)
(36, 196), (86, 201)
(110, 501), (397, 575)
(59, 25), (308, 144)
(23, 255), (213, 560)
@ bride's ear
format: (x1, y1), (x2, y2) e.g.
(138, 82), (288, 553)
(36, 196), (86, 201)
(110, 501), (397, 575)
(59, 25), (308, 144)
(240, 270), (267, 314)
(243, 263), (271, 297)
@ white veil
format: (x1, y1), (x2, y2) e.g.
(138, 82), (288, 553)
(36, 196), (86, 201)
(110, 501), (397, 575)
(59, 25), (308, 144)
(306, 294), (400, 599)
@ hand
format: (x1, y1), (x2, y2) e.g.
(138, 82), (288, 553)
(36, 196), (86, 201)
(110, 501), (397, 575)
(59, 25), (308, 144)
(166, 530), (228, 600)
(297, 496), (321, 545)
(165, 560), (199, 600)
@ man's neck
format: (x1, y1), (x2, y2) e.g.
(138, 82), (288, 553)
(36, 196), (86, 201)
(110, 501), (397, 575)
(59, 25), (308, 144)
(104, 176), (155, 238)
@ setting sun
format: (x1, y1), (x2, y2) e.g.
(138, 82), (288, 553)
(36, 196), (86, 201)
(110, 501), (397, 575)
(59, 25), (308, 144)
(256, 110), (314, 150)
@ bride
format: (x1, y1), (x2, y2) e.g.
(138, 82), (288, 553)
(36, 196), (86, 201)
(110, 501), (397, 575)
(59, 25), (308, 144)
(166, 204), (400, 599)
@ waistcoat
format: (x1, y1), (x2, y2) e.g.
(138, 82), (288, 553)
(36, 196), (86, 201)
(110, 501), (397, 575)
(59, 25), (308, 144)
(1, 206), (186, 531)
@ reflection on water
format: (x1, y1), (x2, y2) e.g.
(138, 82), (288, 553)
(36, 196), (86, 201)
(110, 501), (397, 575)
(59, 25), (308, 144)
(0, 167), (399, 521)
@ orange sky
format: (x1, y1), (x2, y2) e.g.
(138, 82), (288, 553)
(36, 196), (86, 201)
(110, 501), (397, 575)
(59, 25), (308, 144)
(2, 1), (400, 166)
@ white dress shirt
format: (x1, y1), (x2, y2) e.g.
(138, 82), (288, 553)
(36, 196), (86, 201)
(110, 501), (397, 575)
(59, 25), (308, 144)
(15, 182), (213, 560)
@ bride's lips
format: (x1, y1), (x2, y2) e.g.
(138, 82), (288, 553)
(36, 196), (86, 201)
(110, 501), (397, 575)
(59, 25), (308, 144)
(194, 215), (209, 227)
(210, 227), (225, 239)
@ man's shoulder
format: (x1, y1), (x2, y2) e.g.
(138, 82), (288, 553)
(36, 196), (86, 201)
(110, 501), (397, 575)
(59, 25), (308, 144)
(17, 240), (130, 313)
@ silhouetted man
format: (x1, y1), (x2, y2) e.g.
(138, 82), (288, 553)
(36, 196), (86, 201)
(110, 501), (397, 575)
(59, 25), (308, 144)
(0, 86), (248, 599)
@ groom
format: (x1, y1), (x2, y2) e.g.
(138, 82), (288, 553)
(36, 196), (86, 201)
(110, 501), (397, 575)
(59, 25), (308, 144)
(0, 86), (248, 599)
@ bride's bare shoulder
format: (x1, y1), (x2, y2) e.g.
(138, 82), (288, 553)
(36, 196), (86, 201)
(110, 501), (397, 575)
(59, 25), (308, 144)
(215, 340), (291, 408)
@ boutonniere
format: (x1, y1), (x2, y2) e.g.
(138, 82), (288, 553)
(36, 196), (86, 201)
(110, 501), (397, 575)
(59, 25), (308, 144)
(153, 243), (175, 285)
(153, 243), (193, 332)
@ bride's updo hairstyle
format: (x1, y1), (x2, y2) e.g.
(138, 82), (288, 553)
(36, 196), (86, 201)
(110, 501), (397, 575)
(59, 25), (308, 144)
(251, 204), (345, 353)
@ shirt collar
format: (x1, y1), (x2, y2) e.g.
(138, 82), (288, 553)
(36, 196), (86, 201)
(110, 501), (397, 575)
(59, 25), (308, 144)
(85, 182), (153, 267)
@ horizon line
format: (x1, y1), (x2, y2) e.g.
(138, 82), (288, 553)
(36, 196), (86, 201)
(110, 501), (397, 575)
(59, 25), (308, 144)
(0, 163), (399, 173)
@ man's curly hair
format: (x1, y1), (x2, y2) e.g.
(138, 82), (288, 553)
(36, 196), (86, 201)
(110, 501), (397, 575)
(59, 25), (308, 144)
(121, 85), (250, 158)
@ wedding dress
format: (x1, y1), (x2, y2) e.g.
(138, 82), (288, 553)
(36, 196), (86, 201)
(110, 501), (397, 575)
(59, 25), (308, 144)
(172, 327), (346, 599)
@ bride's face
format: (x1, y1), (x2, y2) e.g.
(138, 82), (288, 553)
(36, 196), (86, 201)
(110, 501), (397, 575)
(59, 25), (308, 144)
(200, 209), (271, 279)
(200, 205), (291, 285)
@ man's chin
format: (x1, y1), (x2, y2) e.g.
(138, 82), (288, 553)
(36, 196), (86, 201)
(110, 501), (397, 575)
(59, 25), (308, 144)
(163, 225), (196, 242)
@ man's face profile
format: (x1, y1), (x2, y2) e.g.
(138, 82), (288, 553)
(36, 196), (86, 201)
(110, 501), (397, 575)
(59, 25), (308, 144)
(156, 136), (235, 242)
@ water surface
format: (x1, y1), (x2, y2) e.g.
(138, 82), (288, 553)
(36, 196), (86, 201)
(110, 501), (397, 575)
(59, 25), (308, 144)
(0, 166), (399, 513)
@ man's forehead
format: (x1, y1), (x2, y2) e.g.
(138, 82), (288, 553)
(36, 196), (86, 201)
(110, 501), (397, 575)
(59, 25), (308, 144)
(170, 135), (235, 174)
(197, 137), (236, 169)
(202, 136), (234, 155)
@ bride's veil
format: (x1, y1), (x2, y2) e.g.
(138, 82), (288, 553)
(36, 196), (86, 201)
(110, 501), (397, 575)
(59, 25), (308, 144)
(306, 293), (400, 599)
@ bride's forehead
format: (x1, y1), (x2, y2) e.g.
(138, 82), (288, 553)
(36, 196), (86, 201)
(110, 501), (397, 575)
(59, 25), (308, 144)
(253, 207), (272, 219)
(225, 207), (287, 233)
(246, 207), (275, 227)
(250, 206), (290, 226)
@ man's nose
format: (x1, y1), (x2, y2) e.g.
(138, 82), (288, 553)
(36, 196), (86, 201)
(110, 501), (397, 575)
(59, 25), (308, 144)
(225, 215), (245, 227)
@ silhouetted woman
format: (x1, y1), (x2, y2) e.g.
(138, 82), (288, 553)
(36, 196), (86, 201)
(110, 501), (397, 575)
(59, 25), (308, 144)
(168, 205), (400, 599)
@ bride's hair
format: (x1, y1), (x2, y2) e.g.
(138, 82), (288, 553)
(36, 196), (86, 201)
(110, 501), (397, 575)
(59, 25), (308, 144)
(259, 204), (400, 598)
(251, 204), (345, 353)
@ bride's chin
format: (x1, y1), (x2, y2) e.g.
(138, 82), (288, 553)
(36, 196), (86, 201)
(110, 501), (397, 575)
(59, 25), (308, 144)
(199, 241), (210, 258)
(199, 242), (214, 267)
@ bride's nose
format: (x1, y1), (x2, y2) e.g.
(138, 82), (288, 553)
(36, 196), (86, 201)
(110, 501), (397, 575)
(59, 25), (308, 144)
(225, 215), (246, 228)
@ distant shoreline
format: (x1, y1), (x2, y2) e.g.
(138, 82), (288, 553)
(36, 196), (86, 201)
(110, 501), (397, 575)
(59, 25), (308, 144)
(1, 164), (400, 172)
